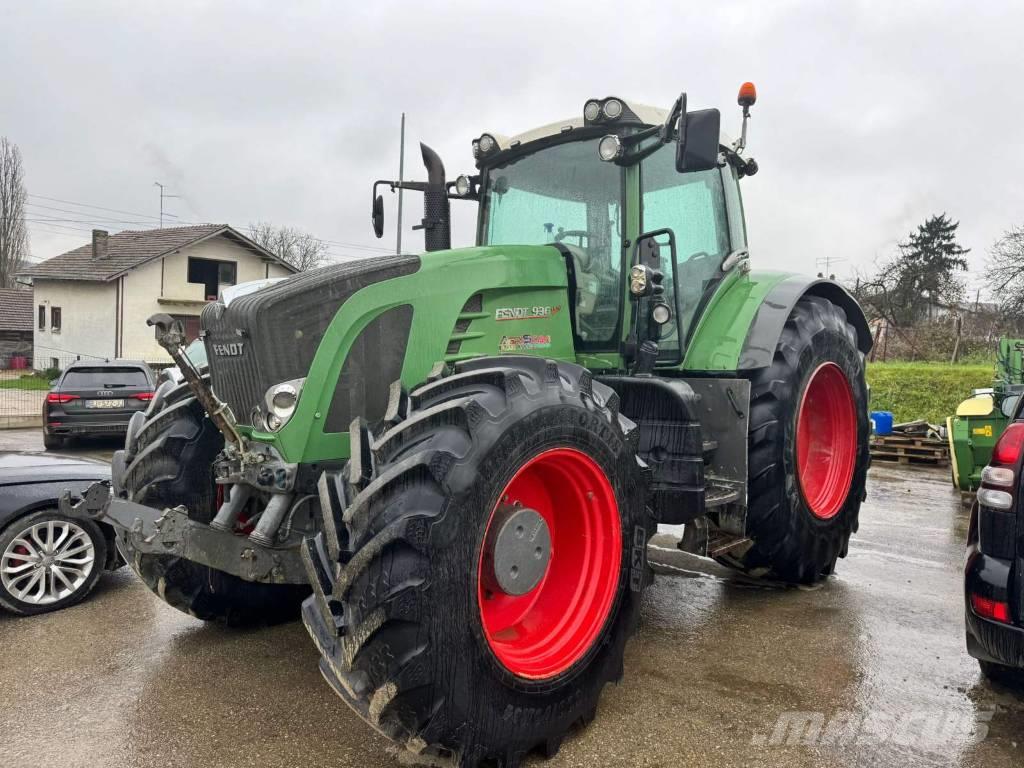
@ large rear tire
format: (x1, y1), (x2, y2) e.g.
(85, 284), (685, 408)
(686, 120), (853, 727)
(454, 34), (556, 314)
(114, 378), (308, 625)
(302, 357), (652, 767)
(722, 295), (869, 584)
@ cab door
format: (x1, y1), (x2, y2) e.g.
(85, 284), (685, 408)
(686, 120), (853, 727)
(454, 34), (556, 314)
(639, 146), (733, 362)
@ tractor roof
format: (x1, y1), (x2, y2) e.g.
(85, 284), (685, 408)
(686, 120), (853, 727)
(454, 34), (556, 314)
(481, 98), (734, 158)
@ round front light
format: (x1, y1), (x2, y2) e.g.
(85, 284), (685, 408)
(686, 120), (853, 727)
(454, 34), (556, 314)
(584, 99), (601, 121)
(271, 384), (297, 412)
(602, 98), (624, 119)
(598, 135), (623, 162)
(455, 175), (472, 197)
(479, 134), (496, 154)
(652, 303), (672, 325)
(266, 412), (282, 431)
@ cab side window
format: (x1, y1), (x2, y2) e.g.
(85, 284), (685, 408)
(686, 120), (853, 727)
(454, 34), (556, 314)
(641, 147), (730, 354)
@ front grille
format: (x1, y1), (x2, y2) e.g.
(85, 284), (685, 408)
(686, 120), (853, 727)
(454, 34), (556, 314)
(202, 255), (420, 422)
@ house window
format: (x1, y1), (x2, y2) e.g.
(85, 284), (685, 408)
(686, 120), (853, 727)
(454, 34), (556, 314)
(51, 307), (62, 333)
(38, 305), (45, 330)
(187, 257), (237, 301)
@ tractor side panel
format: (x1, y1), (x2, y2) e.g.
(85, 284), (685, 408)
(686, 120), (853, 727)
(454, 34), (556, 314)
(271, 244), (575, 463)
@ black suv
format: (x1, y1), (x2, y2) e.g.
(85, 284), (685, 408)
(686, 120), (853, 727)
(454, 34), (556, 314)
(43, 360), (155, 450)
(965, 402), (1024, 682)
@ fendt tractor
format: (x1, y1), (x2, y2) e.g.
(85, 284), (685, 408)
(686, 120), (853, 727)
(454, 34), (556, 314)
(68, 84), (872, 766)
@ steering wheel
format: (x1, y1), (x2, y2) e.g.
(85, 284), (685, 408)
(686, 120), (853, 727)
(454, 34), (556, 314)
(554, 229), (594, 246)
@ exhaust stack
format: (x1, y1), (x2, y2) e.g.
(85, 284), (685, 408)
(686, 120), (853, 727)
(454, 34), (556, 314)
(418, 143), (451, 252)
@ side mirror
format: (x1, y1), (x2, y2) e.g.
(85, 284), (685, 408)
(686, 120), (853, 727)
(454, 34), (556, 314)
(372, 195), (385, 239)
(676, 108), (721, 173)
(49, 379), (58, 387)
(1001, 394), (1021, 419)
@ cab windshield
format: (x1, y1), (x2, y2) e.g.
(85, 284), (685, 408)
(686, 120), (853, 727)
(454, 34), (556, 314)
(481, 138), (624, 347)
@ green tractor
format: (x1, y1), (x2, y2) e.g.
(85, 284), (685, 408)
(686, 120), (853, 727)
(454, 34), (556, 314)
(948, 337), (1024, 492)
(72, 84), (871, 766)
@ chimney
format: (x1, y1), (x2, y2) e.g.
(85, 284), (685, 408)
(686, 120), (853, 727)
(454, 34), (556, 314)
(92, 229), (109, 260)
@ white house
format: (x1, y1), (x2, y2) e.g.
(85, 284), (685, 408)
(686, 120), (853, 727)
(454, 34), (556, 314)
(18, 225), (296, 367)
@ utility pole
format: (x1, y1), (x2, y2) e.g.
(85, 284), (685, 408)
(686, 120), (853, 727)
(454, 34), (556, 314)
(153, 182), (180, 228)
(396, 113), (406, 255)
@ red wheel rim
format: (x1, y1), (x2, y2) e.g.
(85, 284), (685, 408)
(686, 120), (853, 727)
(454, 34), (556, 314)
(477, 448), (621, 680)
(796, 362), (858, 520)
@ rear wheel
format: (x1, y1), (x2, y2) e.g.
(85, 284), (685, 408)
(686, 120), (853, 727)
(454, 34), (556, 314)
(979, 659), (1024, 686)
(42, 430), (65, 451)
(722, 295), (869, 584)
(302, 357), (651, 767)
(114, 378), (307, 625)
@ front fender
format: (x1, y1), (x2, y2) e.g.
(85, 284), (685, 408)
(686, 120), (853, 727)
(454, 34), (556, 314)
(682, 271), (871, 373)
(739, 276), (872, 370)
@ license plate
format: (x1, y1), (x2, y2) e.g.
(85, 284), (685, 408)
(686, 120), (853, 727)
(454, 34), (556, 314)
(86, 399), (125, 409)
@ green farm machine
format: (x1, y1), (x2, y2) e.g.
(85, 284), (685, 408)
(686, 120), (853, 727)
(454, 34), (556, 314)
(71, 84), (872, 766)
(948, 338), (1024, 492)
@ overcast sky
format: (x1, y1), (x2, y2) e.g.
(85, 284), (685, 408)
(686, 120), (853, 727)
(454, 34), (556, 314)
(3, 0), (1022, 295)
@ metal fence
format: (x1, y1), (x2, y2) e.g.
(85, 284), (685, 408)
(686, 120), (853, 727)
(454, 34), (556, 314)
(0, 350), (167, 429)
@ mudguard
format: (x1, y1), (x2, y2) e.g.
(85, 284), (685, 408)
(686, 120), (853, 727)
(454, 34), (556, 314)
(739, 276), (872, 370)
(682, 272), (872, 373)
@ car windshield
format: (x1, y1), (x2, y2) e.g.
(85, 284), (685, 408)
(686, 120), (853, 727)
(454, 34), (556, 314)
(184, 338), (208, 368)
(482, 138), (624, 346)
(62, 367), (150, 388)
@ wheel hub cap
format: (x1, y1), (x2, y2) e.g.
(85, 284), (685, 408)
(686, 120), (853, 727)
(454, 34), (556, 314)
(486, 505), (551, 596)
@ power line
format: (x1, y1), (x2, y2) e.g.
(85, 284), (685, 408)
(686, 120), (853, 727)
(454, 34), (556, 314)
(25, 191), (398, 257)
(28, 193), (176, 222)
(26, 201), (161, 226)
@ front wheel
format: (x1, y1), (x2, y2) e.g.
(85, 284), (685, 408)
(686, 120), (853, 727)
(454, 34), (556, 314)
(722, 295), (869, 584)
(302, 357), (652, 767)
(0, 509), (107, 615)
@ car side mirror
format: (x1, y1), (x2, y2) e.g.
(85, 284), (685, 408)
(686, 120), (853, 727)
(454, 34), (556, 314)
(372, 195), (385, 239)
(1001, 394), (1021, 419)
(49, 379), (58, 387)
(676, 108), (721, 173)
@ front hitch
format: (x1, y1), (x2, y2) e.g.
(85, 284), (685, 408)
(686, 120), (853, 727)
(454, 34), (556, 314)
(59, 483), (307, 584)
(147, 313), (246, 451)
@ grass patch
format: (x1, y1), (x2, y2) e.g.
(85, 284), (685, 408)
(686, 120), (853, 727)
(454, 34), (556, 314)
(0, 376), (51, 391)
(866, 362), (993, 424)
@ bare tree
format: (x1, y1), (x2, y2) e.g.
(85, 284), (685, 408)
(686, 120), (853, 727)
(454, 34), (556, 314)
(0, 137), (29, 288)
(986, 225), (1024, 322)
(247, 221), (328, 272)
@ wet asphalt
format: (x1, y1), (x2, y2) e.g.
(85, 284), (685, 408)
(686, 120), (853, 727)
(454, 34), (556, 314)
(2, 428), (1023, 768)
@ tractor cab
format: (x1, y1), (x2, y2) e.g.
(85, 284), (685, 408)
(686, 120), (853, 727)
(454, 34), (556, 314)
(375, 89), (760, 372)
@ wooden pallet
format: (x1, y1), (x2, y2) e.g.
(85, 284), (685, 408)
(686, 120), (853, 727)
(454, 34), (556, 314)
(870, 434), (949, 467)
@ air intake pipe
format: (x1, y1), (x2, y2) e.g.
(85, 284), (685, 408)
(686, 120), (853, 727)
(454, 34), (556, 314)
(419, 143), (451, 252)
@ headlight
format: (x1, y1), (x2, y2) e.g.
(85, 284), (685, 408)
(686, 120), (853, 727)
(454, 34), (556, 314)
(455, 175), (472, 197)
(598, 135), (623, 162)
(583, 99), (601, 122)
(261, 378), (304, 432)
(602, 98), (624, 120)
(629, 265), (647, 295)
(652, 303), (672, 325)
(478, 133), (497, 154)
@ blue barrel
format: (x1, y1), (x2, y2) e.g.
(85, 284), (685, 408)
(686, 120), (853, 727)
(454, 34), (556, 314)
(871, 410), (894, 436)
